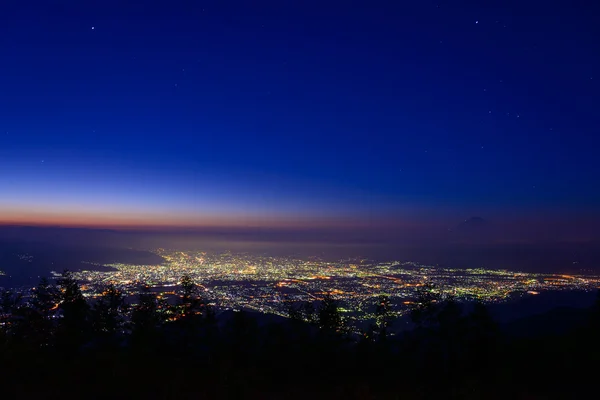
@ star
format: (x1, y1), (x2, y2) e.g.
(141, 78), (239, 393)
(91, 26), (95, 30)
(475, 21), (479, 24)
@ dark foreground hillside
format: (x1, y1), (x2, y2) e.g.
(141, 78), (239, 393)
(1, 271), (600, 399)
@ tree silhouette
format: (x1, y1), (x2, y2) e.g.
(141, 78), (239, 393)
(0, 273), (598, 398)
(437, 295), (463, 330)
(227, 310), (259, 364)
(31, 278), (59, 318)
(0, 288), (22, 315)
(467, 301), (497, 337)
(176, 274), (205, 319)
(131, 285), (165, 351)
(28, 277), (59, 348)
(465, 301), (498, 360)
(56, 270), (90, 353)
(284, 296), (303, 321)
(0, 289), (23, 348)
(318, 293), (346, 335)
(168, 275), (210, 353)
(411, 282), (443, 328)
(284, 296), (317, 326)
(374, 295), (393, 342)
(91, 283), (128, 346)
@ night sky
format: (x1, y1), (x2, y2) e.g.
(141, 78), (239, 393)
(1, 1), (599, 239)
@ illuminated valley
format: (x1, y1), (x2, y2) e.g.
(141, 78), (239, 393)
(44, 249), (600, 325)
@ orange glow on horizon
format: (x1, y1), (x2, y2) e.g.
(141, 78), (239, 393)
(0, 205), (410, 231)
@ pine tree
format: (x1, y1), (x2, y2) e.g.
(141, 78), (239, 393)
(411, 282), (442, 328)
(0, 289), (23, 347)
(374, 295), (393, 342)
(56, 270), (90, 353)
(29, 277), (59, 348)
(284, 296), (302, 321)
(318, 293), (345, 334)
(177, 274), (204, 319)
(91, 283), (128, 345)
(131, 285), (164, 349)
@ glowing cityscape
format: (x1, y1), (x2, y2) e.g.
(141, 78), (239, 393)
(27, 249), (598, 326)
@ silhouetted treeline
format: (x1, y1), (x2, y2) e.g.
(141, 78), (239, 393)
(1, 271), (600, 399)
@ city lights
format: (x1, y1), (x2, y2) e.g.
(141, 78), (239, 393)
(53, 250), (600, 325)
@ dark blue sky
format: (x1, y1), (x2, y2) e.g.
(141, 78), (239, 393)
(1, 0), (599, 234)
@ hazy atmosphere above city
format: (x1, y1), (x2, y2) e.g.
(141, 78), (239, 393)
(1, 0), (599, 244)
